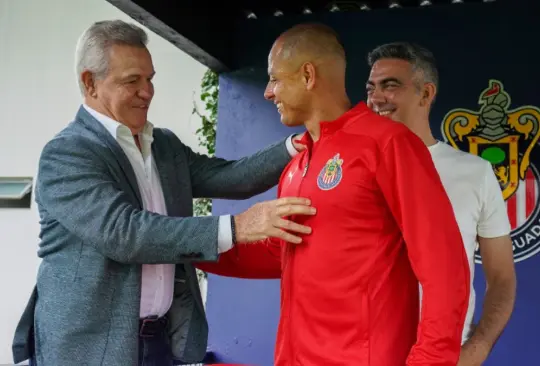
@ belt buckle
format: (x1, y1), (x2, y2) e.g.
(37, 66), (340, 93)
(139, 316), (159, 338)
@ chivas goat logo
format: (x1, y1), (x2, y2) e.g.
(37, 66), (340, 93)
(442, 79), (540, 262)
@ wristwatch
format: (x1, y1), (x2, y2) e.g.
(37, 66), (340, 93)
(230, 215), (237, 245)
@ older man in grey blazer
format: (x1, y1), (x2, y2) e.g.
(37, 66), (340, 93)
(12, 20), (315, 366)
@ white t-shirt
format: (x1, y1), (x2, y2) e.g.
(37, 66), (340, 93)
(427, 141), (512, 344)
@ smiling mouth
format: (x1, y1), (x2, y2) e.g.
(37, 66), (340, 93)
(376, 110), (395, 117)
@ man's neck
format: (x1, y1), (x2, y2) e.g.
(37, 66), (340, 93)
(84, 98), (143, 136)
(405, 116), (437, 147)
(85, 98), (111, 120)
(305, 98), (351, 142)
(416, 130), (438, 147)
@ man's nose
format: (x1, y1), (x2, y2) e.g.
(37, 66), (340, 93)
(264, 85), (274, 101)
(368, 89), (385, 108)
(139, 87), (153, 101)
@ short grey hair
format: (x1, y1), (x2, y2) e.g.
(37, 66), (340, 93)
(367, 42), (439, 92)
(75, 20), (148, 95)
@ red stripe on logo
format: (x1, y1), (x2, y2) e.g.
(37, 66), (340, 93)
(507, 192), (517, 230)
(526, 168), (536, 218)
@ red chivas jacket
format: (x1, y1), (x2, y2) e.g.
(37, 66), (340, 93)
(197, 102), (470, 366)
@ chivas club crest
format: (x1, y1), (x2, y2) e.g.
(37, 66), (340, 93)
(317, 153), (343, 190)
(442, 79), (540, 262)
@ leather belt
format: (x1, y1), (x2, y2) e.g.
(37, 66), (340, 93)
(139, 315), (168, 337)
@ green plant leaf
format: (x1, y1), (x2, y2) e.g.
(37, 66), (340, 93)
(192, 69), (218, 218)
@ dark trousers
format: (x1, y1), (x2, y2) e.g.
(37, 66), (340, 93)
(139, 315), (173, 366)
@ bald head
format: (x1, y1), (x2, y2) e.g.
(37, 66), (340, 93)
(271, 23), (346, 71)
(264, 23), (350, 130)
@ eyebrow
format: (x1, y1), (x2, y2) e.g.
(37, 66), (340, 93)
(366, 77), (402, 86)
(123, 71), (156, 80)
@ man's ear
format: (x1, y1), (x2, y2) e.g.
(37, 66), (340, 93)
(301, 62), (316, 91)
(81, 71), (97, 97)
(421, 82), (437, 107)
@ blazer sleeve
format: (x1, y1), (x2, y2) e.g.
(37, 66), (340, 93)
(375, 129), (470, 366)
(36, 135), (221, 264)
(164, 129), (293, 199)
(195, 239), (282, 279)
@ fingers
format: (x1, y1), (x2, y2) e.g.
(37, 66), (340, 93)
(274, 218), (312, 235)
(271, 198), (315, 244)
(271, 227), (304, 244)
(276, 197), (312, 207)
(276, 204), (316, 217)
(248, 197), (316, 244)
(270, 218), (312, 244)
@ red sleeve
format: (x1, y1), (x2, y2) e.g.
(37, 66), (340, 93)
(194, 239), (282, 279)
(195, 159), (296, 279)
(375, 129), (470, 365)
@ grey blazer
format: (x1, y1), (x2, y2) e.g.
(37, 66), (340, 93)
(12, 106), (292, 366)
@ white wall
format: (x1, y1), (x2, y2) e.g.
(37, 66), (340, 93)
(0, 0), (208, 363)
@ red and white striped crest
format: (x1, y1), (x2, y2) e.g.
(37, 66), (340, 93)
(506, 166), (538, 231)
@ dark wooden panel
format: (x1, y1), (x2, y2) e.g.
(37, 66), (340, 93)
(105, 0), (515, 72)
(106, 0), (233, 72)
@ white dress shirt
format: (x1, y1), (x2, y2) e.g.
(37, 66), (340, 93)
(83, 104), (298, 318)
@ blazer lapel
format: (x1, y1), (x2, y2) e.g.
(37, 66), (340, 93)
(75, 106), (143, 207)
(151, 129), (183, 217)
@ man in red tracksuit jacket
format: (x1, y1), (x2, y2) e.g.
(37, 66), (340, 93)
(197, 23), (470, 366)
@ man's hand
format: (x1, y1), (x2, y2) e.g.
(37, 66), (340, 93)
(458, 340), (490, 366)
(234, 197), (315, 244)
(292, 132), (307, 152)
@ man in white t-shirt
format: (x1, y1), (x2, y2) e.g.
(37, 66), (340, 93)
(365, 42), (516, 366)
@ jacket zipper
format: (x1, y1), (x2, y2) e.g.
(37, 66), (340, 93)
(289, 143), (316, 363)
